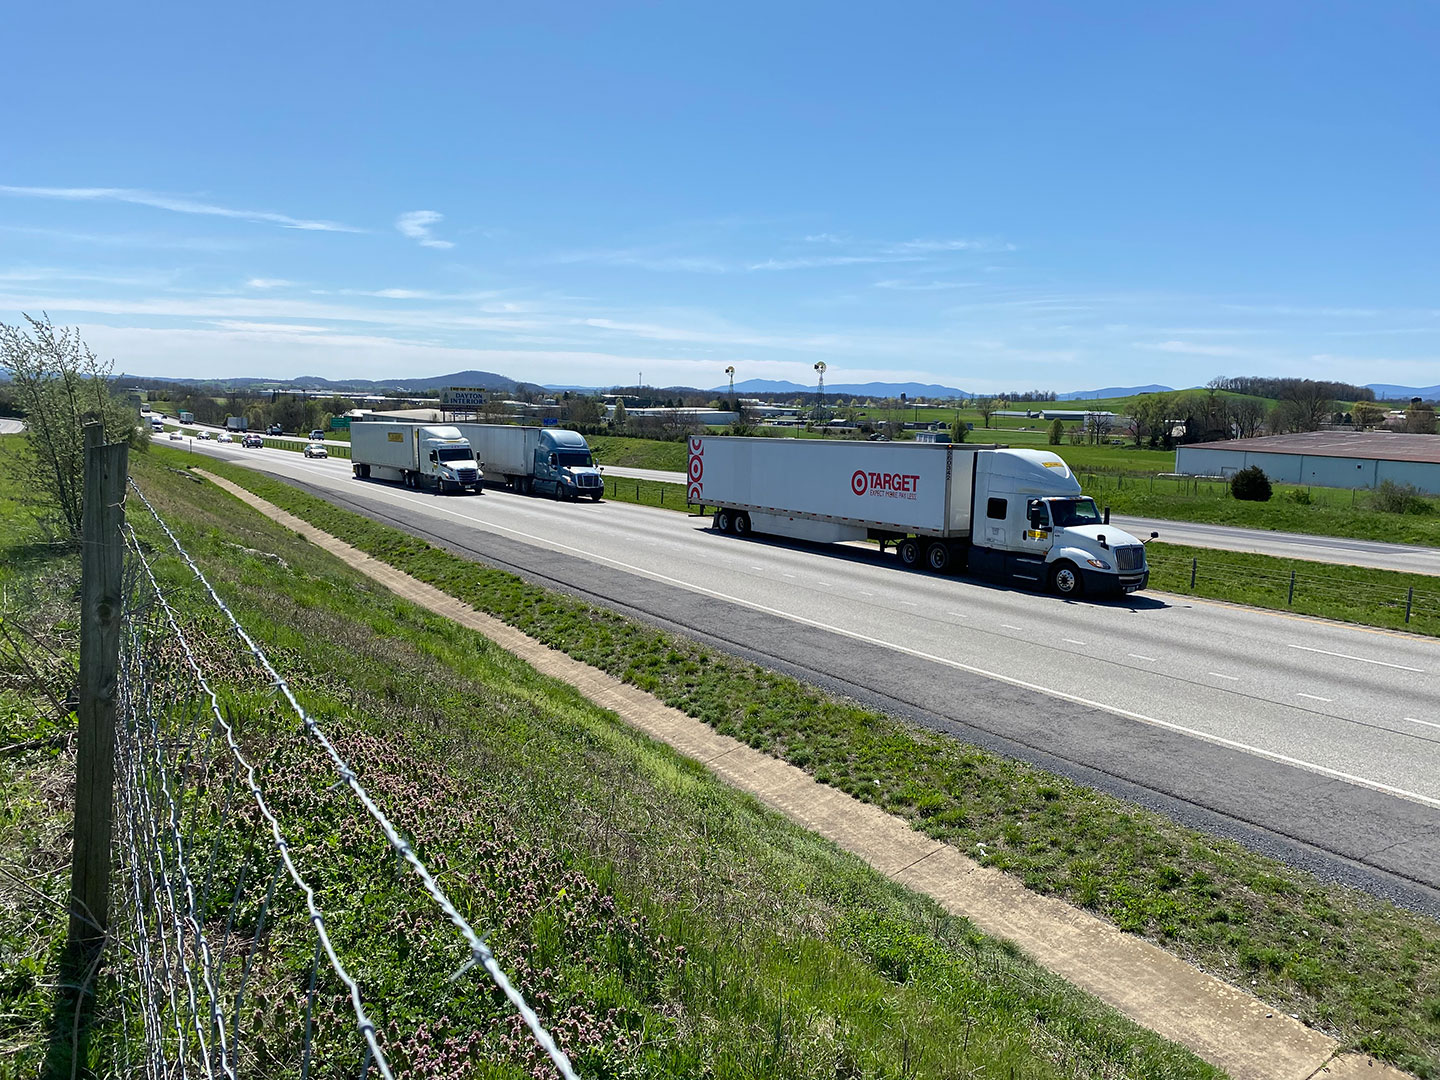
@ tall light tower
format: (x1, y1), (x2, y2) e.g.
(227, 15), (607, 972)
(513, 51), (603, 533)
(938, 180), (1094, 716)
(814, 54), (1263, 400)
(725, 365), (735, 405)
(813, 362), (827, 425)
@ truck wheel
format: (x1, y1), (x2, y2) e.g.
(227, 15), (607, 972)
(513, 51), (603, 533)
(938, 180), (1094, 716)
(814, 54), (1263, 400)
(733, 512), (751, 537)
(925, 541), (950, 573)
(1049, 561), (1084, 597)
(715, 509), (733, 533)
(590, 492), (602, 502)
(897, 538), (920, 568)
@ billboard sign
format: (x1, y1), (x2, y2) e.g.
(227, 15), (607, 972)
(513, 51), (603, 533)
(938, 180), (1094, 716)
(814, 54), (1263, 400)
(441, 387), (487, 407)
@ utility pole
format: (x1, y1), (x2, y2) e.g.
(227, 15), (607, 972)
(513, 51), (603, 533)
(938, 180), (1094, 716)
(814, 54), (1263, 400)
(69, 420), (129, 970)
(725, 365), (735, 407)
(813, 362), (827, 427)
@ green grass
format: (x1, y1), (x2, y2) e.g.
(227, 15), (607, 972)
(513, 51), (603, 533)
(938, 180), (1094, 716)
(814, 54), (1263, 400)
(0, 440), (1225, 1079)
(177, 445), (1440, 1078)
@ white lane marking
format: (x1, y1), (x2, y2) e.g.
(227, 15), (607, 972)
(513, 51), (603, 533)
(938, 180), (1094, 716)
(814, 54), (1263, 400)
(782, 573), (795, 579)
(1064, 638), (1086, 646)
(1209, 672), (1239, 681)
(947, 611), (968, 618)
(859, 591), (874, 597)
(1286, 643), (1424, 674)
(750, 566), (765, 571)
(211, 452), (1440, 812)
(1404, 717), (1440, 730)
(1129, 653), (1159, 662)
(1001, 624), (1022, 631)
(1296, 693), (1333, 703)
(900, 600), (918, 607)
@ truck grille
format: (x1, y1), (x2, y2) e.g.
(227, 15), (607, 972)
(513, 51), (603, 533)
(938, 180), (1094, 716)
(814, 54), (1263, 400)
(1115, 545), (1145, 571)
(454, 468), (479, 482)
(577, 474), (601, 488)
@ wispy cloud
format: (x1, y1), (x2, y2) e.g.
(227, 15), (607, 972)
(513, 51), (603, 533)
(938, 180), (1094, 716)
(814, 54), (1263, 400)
(746, 254), (922, 271)
(245, 278), (295, 289)
(545, 247), (729, 273)
(1223, 303), (1379, 318)
(803, 232), (847, 244)
(874, 278), (978, 291)
(0, 185), (361, 232)
(882, 237), (1016, 254)
(1138, 340), (1247, 357)
(395, 210), (454, 249)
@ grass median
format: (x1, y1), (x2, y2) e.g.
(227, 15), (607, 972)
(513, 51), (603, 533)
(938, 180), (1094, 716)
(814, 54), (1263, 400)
(171, 444), (1440, 1077)
(1, 440), (1223, 1078)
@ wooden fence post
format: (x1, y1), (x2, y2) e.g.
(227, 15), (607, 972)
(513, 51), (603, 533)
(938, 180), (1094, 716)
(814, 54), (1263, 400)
(68, 422), (129, 966)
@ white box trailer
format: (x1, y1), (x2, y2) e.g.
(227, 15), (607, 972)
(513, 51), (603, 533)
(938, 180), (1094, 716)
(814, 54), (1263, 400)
(688, 435), (1154, 595)
(450, 423), (605, 499)
(350, 423), (482, 493)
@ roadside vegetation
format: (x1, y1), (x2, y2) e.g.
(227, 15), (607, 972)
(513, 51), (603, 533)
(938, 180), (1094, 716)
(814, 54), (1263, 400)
(1, 436), (1226, 1079)
(177, 445), (1440, 1077)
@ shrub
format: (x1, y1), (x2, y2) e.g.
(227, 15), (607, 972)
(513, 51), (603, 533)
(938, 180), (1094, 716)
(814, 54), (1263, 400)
(1230, 465), (1272, 502)
(1371, 479), (1433, 515)
(1048, 418), (1065, 445)
(1283, 488), (1312, 505)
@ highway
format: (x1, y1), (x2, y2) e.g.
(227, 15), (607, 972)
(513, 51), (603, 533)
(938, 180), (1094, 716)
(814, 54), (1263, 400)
(170, 439), (1440, 909)
(601, 465), (1440, 577)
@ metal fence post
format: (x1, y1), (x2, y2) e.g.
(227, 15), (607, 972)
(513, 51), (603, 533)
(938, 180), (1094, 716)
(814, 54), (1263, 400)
(1287, 570), (1296, 606)
(1406, 587), (1414, 624)
(1190, 558), (1197, 590)
(69, 421), (129, 967)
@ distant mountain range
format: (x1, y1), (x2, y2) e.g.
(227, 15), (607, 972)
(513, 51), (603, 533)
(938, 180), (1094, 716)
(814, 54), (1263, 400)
(1365, 383), (1440, 401)
(117, 369), (520, 393)
(1056, 384), (1174, 400)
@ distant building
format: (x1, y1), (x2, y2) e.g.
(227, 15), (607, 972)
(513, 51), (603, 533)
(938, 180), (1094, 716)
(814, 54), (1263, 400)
(1176, 431), (1440, 494)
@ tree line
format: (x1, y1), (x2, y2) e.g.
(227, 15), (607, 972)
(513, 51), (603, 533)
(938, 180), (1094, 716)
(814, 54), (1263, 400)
(1208, 376), (1375, 403)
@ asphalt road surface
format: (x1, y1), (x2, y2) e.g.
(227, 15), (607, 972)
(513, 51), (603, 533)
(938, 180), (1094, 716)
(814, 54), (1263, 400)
(170, 440), (1440, 911)
(601, 465), (1440, 577)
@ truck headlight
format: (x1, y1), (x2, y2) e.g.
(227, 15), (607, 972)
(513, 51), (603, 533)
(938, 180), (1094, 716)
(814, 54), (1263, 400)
(1085, 558), (1111, 570)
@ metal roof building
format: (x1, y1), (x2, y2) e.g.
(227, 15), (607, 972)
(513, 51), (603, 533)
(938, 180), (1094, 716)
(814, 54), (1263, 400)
(1176, 431), (1440, 494)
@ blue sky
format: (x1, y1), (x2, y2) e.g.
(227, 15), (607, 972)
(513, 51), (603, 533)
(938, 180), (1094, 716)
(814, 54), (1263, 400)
(2, 2), (1436, 393)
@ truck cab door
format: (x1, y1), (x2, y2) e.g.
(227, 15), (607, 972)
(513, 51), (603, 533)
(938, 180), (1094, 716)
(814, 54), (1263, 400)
(1022, 500), (1054, 554)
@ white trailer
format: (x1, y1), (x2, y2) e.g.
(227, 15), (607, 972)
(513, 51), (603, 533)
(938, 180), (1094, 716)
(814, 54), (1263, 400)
(450, 423), (605, 499)
(350, 423), (482, 493)
(688, 436), (1154, 595)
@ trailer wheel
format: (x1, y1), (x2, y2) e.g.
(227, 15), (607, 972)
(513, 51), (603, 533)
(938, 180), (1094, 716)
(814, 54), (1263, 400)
(897, 538), (921, 568)
(1049, 561), (1083, 597)
(733, 512), (751, 537)
(925, 541), (950, 573)
(715, 509), (733, 533)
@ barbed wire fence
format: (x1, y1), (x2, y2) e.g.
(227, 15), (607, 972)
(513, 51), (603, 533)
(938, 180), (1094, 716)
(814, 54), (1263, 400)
(98, 480), (581, 1079)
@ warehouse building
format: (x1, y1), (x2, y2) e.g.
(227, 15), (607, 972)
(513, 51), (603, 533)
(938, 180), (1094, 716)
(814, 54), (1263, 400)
(1176, 431), (1440, 494)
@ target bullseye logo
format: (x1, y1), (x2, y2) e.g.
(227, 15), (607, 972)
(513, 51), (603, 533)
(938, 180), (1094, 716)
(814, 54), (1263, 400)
(689, 455), (704, 482)
(851, 470), (868, 496)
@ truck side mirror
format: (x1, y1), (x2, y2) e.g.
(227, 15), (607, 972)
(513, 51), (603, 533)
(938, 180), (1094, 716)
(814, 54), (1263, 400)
(1103, 506), (1110, 525)
(1096, 533), (1108, 548)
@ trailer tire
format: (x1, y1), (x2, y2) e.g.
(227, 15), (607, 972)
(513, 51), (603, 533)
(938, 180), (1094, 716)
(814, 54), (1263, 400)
(1049, 561), (1084, 597)
(715, 509), (733, 533)
(925, 541), (950, 573)
(733, 512), (751, 537)
(897, 538), (921, 568)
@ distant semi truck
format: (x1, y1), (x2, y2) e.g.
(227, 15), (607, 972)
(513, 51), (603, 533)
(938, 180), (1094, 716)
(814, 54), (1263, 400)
(688, 436), (1154, 596)
(226, 416), (248, 432)
(350, 423), (482, 493)
(451, 423), (604, 500)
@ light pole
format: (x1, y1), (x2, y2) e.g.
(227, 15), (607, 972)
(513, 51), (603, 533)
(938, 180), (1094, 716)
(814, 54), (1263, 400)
(813, 362), (827, 431)
(725, 365), (735, 408)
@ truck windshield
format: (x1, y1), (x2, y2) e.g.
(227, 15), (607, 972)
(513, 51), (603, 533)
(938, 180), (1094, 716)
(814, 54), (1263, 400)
(436, 446), (473, 462)
(1048, 498), (1103, 527)
(555, 449), (593, 468)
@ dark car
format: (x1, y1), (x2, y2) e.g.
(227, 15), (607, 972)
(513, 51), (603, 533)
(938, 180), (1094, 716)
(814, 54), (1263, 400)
(309, 428), (326, 440)
(242, 434), (263, 448)
(267, 424), (283, 435)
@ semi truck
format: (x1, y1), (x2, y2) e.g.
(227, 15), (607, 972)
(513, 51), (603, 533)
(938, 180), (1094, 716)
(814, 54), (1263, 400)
(350, 423), (483, 493)
(451, 423), (605, 500)
(687, 436), (1155, 595)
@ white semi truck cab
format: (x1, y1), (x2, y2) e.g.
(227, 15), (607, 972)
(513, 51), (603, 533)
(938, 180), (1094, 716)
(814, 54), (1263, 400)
(350, 423), (483, 493)
(689, 437), (1155, 596)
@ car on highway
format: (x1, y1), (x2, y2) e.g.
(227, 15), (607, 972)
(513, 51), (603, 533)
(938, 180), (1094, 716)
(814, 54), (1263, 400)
(217, 432), (233, 443)
(168, 431), (183, 440)
(242, 434), (263, 448)
(309, 429), (326, 440)
(267, 424), (284, 435)
(304, 442), (328, 459)
(197, 430), (214, 440)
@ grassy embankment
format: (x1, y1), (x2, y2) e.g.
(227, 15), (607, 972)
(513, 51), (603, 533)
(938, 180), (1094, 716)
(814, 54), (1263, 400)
(175, 445), (1440, 1077)
(0, 440), (1224, 1078)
